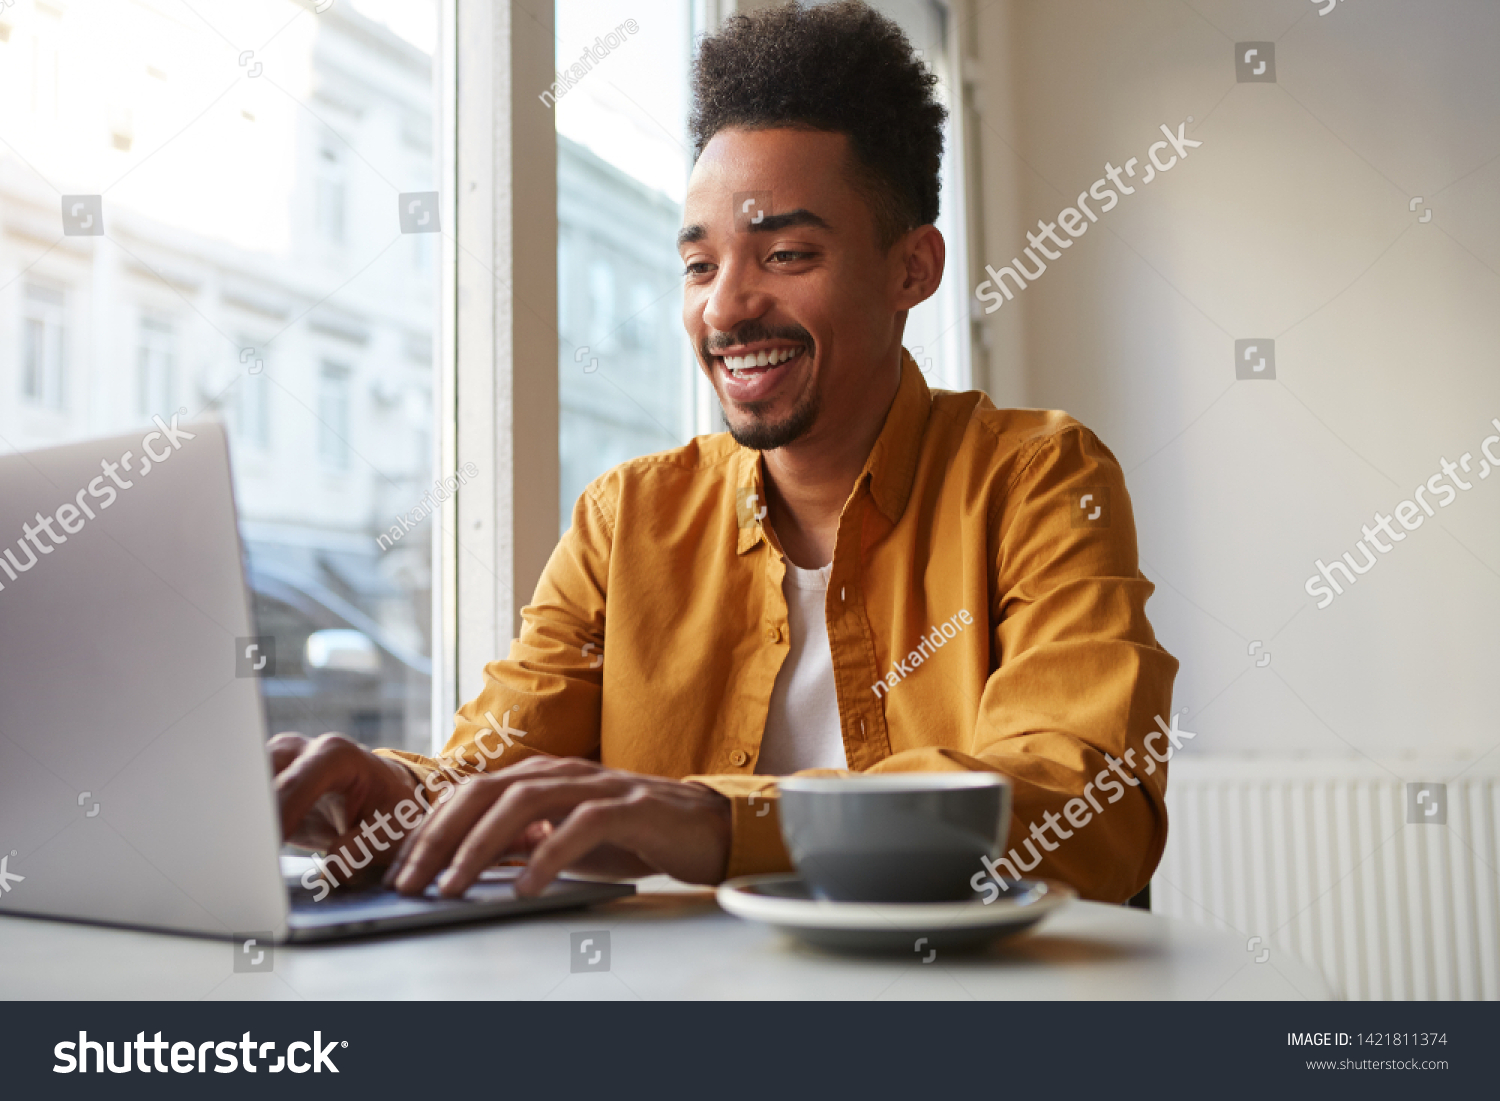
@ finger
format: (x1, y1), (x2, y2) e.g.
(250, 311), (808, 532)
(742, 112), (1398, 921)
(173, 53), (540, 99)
(275, 734), (367, 841)
(521, 820), (553, 850)
(383, 758), (601, 888)
(405, 774), (633, 898)
(388, 773), (520, 894)
(415, 774), (633, 897)
(318, 823), (400, 889)
(380, 766), (500, 886)
(514, 794), (654, 897)
(434, 777), (633, 896)
(380, 777), (511, 888)
(268, 733), (310, 775)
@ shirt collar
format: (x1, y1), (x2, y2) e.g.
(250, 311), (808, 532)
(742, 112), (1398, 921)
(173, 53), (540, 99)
(733, 348), (932, 554)
(859, 349), (932, 526)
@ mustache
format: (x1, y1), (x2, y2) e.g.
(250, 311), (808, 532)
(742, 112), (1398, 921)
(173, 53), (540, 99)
(701, 322), (814, 360)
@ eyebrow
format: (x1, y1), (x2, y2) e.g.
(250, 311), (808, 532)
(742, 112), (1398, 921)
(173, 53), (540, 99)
(676, 208), (833, 249)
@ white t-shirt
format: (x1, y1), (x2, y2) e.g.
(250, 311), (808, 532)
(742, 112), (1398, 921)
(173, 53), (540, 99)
(756, 560), (848, 775)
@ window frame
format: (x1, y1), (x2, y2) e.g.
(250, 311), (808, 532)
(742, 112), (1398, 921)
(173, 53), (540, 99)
(438, 0), (560, 750)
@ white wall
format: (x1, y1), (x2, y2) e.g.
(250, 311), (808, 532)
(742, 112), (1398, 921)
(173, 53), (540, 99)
(970, 0), (1500, 764)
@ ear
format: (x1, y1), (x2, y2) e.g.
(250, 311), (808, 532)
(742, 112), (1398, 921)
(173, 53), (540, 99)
(890, 224), (945, 311)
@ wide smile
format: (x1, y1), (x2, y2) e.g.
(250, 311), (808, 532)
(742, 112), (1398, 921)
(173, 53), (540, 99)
(713, 344), (807, 403)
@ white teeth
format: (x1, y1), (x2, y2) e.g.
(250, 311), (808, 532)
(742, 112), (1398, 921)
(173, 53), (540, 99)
(723, 347), (802, 376)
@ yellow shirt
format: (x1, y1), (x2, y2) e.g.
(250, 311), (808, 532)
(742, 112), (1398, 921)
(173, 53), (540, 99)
(380, 352), (1178, 902)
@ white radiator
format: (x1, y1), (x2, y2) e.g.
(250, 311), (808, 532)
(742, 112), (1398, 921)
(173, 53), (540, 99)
(1153, 758), (1500, 1000)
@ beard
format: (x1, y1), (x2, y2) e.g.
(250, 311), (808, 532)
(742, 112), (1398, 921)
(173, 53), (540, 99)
(723, 386), (820, 451)
(701, 321), (818, 452)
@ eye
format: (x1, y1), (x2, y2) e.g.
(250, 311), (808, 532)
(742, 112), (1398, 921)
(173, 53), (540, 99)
(682, 261), (715, 277)
(769, 250), (811, 263)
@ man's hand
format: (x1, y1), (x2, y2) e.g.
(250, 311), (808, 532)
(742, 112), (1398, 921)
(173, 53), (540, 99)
(383, 755), (731, 899)
(271, 732), (421, 863)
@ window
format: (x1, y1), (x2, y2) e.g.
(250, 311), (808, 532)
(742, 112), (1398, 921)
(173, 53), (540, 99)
(231, 348), (272, 451)
(556, 0), (695, 528)
(318, 361), (352, 470)
(22, 284), (67, 409)
(3, 0), (969, 758)
(135, 315), (175, 418)
(862, 0), (971, 392)
(1, 0), (443, 753)
(315, 144), (346, 245)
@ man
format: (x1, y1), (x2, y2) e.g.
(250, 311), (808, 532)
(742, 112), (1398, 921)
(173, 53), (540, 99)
(274, 1), (1177, 904)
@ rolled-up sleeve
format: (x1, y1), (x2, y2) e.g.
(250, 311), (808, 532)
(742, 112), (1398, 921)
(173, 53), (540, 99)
(376, 482), (615, 780)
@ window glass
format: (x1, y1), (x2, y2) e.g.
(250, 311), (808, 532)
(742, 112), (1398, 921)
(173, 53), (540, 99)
(858, 0), (970, 392)
(555, 0), (695, 528)
(0, 0), (441, 752)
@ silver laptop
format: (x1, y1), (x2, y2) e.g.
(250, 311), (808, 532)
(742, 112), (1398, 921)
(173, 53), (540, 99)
(0, 421), (630, 943)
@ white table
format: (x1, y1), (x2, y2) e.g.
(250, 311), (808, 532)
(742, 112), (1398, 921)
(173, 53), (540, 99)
(0, 878), (1330, 1000)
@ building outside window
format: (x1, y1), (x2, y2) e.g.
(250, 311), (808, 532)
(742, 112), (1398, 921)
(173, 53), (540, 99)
(555, 0), (695, 529)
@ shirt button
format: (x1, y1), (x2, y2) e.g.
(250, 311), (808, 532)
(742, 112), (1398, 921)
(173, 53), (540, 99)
(766, 626), (780, 642)
(729, 749), (749, 767)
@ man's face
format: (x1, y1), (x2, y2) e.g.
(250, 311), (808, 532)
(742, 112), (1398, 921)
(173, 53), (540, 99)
(678, 128), (910, 452)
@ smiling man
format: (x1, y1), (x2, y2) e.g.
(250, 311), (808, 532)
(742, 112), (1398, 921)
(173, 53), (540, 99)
(274, 0), (1177, 904)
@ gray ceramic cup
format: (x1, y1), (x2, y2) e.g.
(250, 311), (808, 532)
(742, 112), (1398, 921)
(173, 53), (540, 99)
(777, 774), (1012, 903)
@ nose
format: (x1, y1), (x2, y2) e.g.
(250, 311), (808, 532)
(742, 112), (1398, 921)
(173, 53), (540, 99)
(701, 252), (771, 338)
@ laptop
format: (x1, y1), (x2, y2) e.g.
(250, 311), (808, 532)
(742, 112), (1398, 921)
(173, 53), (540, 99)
(0, 420), (631, 943)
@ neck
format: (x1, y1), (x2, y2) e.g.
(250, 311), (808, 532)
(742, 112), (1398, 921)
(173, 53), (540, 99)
(762, 352), (903, 569)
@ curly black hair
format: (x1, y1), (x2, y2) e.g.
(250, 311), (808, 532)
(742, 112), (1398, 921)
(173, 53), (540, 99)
(690, 1), (947, 248)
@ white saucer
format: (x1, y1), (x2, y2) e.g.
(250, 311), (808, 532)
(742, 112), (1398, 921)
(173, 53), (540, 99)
(717, 874), (1075, 953)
